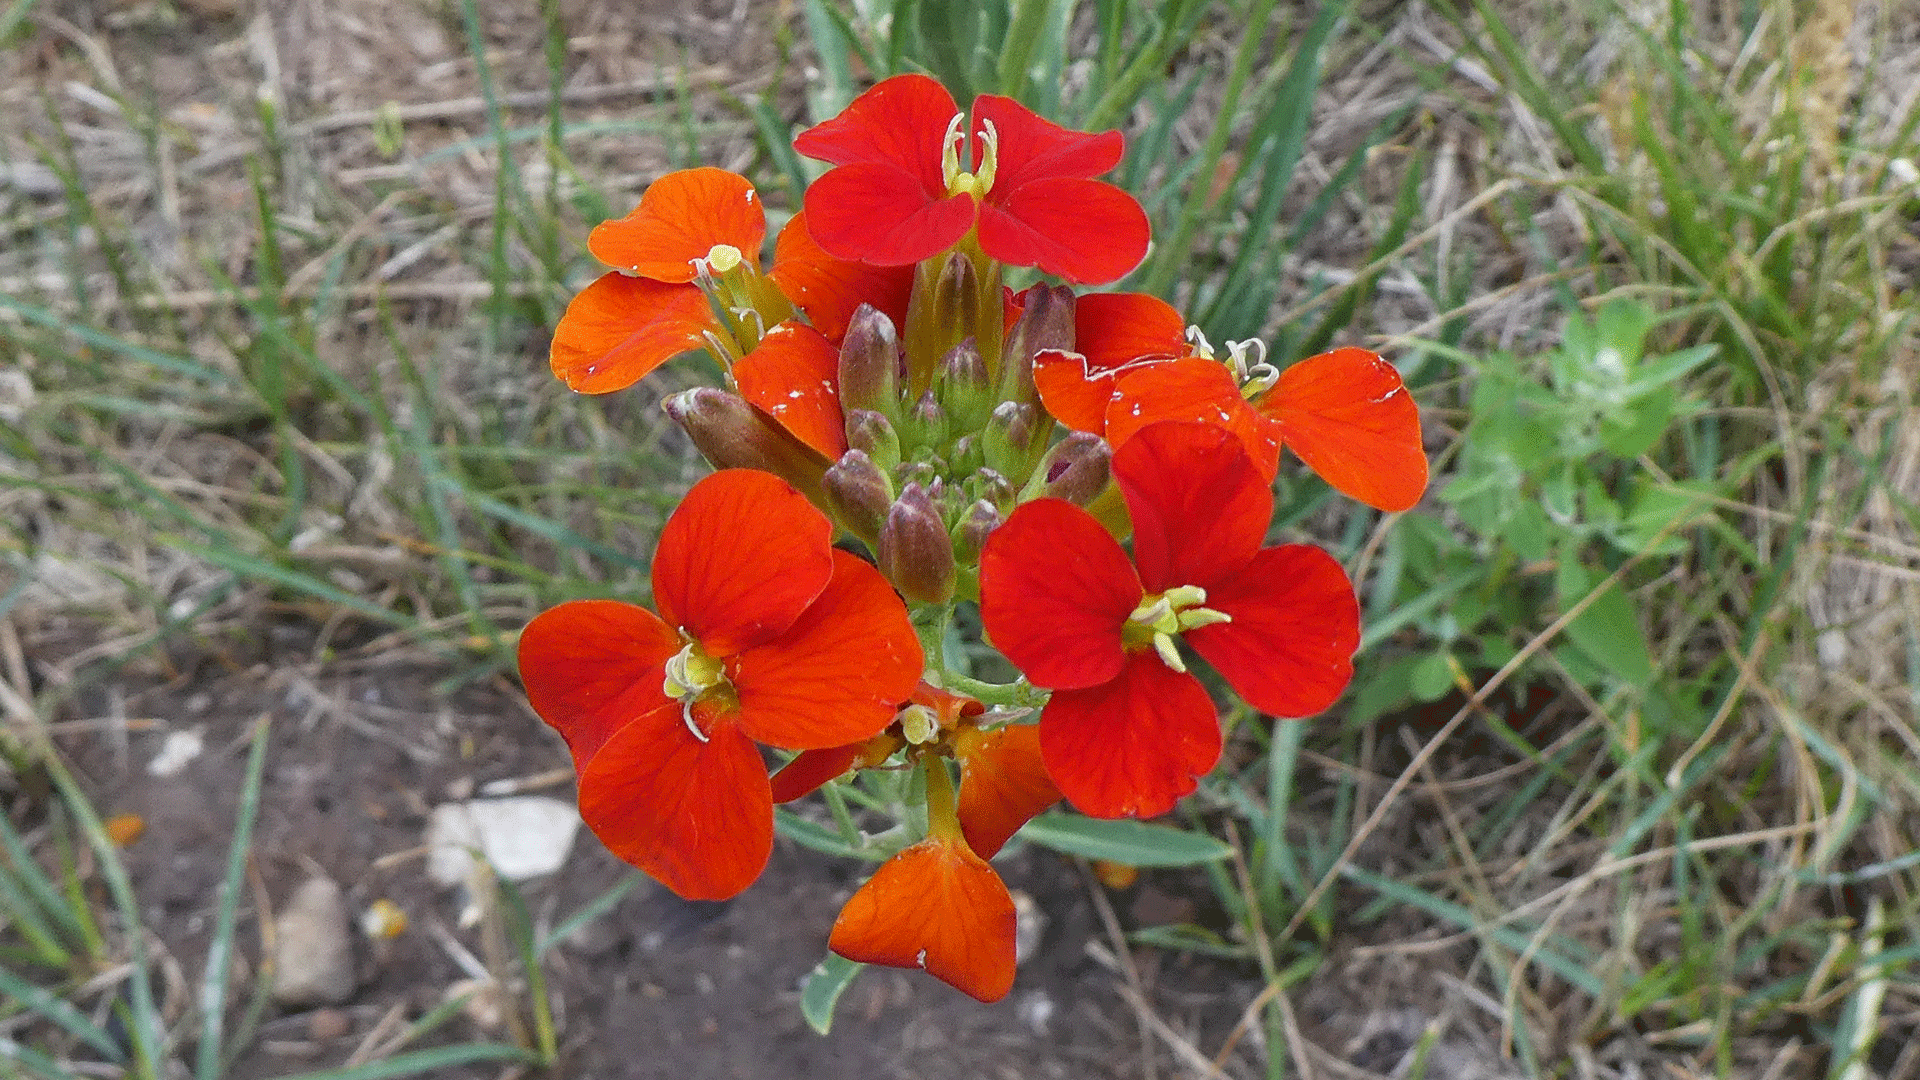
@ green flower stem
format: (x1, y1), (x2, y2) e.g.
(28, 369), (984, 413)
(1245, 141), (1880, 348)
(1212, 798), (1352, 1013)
(938, 671), (1046, 709)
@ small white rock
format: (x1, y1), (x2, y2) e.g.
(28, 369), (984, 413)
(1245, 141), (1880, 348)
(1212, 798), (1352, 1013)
(147, 729), (205, 777)
(425, 796), (581, 886)
(1011, 889), (1047, 966)
(271, 877), (356, 1006)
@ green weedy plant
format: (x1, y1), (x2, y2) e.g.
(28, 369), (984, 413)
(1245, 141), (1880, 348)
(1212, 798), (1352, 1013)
(1355, 299), (1720, 729)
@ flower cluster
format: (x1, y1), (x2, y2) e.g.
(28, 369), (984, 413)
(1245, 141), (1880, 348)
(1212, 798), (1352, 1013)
(518, 75), (1427, 1003)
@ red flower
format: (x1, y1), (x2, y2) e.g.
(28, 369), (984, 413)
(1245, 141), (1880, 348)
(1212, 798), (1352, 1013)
(978, 422), (1361, 818)
(829, 757), (1020, 1002)
(550, 167), (910, 394)
(793, 74), (1149, 284)
(770, 683), (1059, 859)
(516, 470), (922, 899)
(1032, 296), (1427, 511)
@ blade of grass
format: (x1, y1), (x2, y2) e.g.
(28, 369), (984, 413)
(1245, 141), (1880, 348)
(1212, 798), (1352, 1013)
(195, 715), (271, 1080)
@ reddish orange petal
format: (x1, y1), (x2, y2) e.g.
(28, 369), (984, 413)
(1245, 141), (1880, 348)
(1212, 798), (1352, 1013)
(1258, 347), (1427, 512)
(1073, 292), (1191, 370)
(768, 744), (863, 803)
(829, 837), (1017, 1002)
(1040, 651), (1222, 819)
(767, 212), (914, 342)
(1107, 359), (1283, 481)
(587, 168), (765, 283)
(550, 273), (714, 394)
(651, 470), (834, 655)
(953, 723), (1060, 858)
(516, 599), (681, 772)
(1110, 421), (1272, 596)
(734, 322), (847, 460)
(731, 551), (923, 750)
(979, 498), (1140, 690)
(1187, 544), (1358, 718)
(977, 178), (1149, 284)
(577, 711), (772, 900)
(1033, 349), (1116, 433)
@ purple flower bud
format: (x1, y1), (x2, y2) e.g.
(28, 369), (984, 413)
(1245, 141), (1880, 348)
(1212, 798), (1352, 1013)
(844, 409), (901, 470)
(999, 284), (1075, 407)
(951, 498), (1001, 565)
(838, 303), (901, 419)
(662, 388), (831, 501)
(878, 482), (956, 605)
(1030, 431), (1112, 507)
(823, 448), (895, 545)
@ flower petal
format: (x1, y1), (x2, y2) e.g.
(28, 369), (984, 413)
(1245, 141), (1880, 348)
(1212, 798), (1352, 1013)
(734, 322), (847, 460)
(516, 600), (681, 771)
(578, 711), (773, 900)
(971, 94), (1124, 188)
(1185, 544), (1359, 718)
(1258, 347), (1427, 512)
(979, 498), (1141, 690)
(1110, 421), (1272, 595)
(1074, 292), (1191, 370)
(1033, 349), (1123, 434)
(651, 469), (834, 656)
(549, 273), (713, 394)
(829, 837), (1017, 1003)
(767, 212), (914, 341)
(953, 723), (1060, 858)
(976, 177), (1149, 284)
(801, 162), (976, 266)
(1039, 652), (1222, 819)
(768, 744), (863, 803)
(1107, 359), (1284, 482)
(586, 168), (766, 283)
(793, 74), (957, 193)
(731, 550), (923, 750)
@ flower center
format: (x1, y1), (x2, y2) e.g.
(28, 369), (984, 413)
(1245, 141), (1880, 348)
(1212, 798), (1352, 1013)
(940, 115), (999, 198)
(1122, 585), (1232, 673)
(662, 639), (733, 741)
(702, 243), (744, 274)
(1186, 327), (1279, 398)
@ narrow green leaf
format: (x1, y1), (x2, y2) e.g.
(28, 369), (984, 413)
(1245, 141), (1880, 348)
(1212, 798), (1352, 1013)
(800, 953), (865, 1035)
(274, 1044), (538, 1080)
(196, 716), (272, 1080)
(1555, 560), (1654, 684)
(0, 963), (126, 1063)
(1019, 812), (1232, 866)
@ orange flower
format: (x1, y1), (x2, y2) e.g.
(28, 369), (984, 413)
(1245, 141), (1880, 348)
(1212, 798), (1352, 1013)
(829, 757), (1020, 1002)
(516, 470), (923, 900)
(550, 168), (911, 395)
(1032, 294), (1428, 511)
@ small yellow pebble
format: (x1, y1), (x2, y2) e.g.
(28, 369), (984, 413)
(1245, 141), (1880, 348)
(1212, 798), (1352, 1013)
(360, 898), (407, 939)
(104, 812), (146, 847)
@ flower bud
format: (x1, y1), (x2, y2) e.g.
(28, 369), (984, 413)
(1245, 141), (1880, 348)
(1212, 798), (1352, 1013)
(903, 252), (999, 396)
(1027, 431), (1112, 507)
(844, 409), (901, 471)
(663, 388), (831, 502)
(981, 400), (1047, 485)
(838, 303), (901, 420)
(999, 284), (1075, 408)
(878, 482), (956, 605)
(950, 498), (1001, 565)
(823, 449), (895, 546)
(969, 468), (1017, 514)
(936, 338), (994, 431)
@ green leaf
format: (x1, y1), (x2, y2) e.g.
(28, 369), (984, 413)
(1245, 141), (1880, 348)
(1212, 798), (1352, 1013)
(800, 953), (865, 1035)
(1599, 385), (1676, 458)
(1019, 812), (1231, 866)
(1555, 558), (1654, 684)
(275, 1044), (538, 1080)
(1409, 651), (1455, 702)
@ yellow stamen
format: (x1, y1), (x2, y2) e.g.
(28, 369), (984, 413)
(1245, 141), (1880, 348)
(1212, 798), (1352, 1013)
(663, 640), (729, 742)
(1124, 584), (1232, 673)
(703, 243), (743, 274)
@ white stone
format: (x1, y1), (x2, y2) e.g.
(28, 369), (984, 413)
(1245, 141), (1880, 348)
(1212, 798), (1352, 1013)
(271, 877), (356, 1006)
(147, 729), (204, 777)
(425, 796), (580, 886)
